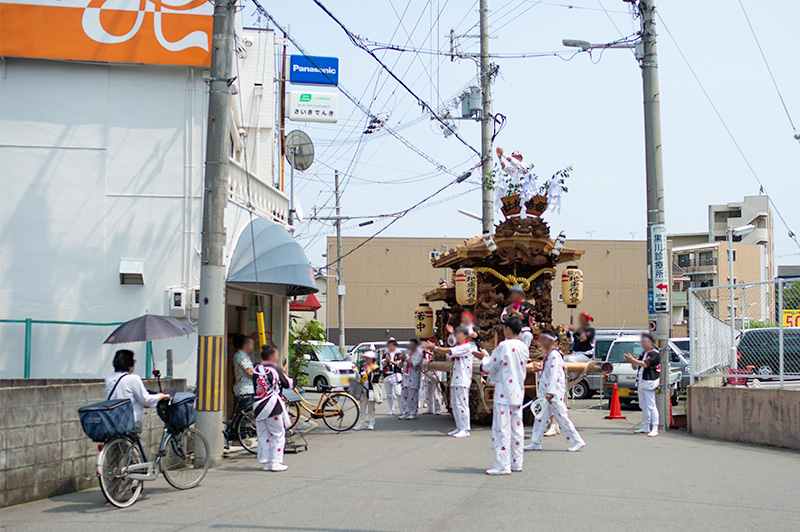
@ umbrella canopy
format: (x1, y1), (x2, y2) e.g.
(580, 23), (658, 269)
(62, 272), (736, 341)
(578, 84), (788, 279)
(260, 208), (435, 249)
(227, 218), (318, 296)
(104, 314), (196, 344)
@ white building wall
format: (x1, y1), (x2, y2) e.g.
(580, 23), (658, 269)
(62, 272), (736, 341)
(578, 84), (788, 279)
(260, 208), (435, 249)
(0, 28), (280, 382)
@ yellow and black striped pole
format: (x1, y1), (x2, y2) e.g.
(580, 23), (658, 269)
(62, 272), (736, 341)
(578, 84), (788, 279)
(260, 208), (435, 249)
(196, 336), (224, 412)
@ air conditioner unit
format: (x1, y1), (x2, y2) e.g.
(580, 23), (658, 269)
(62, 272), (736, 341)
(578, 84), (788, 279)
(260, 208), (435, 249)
(169, 288), (186, 318)
(190, 287), (201, 320)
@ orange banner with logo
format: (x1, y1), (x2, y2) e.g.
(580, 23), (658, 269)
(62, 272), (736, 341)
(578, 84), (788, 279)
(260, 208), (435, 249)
(0, 0), (212, 66)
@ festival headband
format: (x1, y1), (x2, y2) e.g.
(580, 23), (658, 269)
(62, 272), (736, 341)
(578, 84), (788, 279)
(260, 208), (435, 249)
(540, 332), (558, 341)
(579, 312), (594, 322)
(461, 311), (475, 321)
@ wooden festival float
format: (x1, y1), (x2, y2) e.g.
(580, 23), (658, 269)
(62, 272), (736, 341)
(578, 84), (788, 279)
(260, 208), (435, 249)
(414, 160), (610, 423)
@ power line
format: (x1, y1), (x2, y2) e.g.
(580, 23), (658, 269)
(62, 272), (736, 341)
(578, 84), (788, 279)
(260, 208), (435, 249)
(321, 164), (480, 269)
(657, 11), (800, 251)
(249, 0), (467, 176)
(736, 0), (798, 137)
(311, 0), (482, 160)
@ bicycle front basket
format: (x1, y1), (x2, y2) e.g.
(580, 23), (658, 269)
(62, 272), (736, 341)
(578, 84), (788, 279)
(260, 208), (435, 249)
(78, 399), (134, 442)
(164, 392), (196, 431)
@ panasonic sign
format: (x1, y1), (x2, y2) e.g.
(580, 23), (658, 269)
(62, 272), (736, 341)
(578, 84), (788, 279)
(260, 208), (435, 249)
(289, 55), (339, 86)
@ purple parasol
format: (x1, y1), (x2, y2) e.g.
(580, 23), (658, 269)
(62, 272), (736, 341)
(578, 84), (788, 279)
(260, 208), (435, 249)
(103, 314), (196, 344)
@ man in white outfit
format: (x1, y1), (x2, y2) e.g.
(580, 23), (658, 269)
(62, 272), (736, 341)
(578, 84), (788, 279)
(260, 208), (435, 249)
(421, 344), (443, 415)
(623, 333), (661, 437)
(382, 338), (403, 415)
(399, 338), (424, 420)
(425, 327), (474, 438)
(474, 316), (530, 475)
(524, 330), (586, 452)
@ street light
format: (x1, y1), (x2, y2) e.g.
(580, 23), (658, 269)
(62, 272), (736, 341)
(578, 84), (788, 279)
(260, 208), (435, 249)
(727, 223), (755, 369)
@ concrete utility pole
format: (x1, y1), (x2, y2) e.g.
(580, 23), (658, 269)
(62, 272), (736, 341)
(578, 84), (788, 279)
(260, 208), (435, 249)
(479, 0), (494, 234)
(196, 0), (235, 464)
(639, 0), (671, 427)
(335, 170), (346, 356)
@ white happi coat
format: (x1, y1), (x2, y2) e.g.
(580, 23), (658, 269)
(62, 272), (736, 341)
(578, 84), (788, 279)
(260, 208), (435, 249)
(481, 338), (529, 405)
(446, 342), (474, 388)
(537, 348), (567, 400)
(403, 348), (424, 389)
(447, 323), (478, 351)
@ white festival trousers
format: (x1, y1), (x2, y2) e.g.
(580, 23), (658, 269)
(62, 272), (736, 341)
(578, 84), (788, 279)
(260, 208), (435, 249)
(425, 374), (442, 413)
(256, 413), (286, 465)
(451, 385), (471, 432)
(492, 404), (524, 472)
(530, 396), (583, 446)
(400, 386), (419, 417)
(359, 395), (376, 428)
(638, 386), (659, 430)
(384, 374), (401, 413)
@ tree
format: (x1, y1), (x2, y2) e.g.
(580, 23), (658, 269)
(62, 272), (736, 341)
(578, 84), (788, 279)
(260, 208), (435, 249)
(288, 319), (326, 387)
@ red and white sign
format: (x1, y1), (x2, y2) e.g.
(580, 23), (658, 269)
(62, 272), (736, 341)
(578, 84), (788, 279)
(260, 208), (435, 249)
(0, 0), (212, 66)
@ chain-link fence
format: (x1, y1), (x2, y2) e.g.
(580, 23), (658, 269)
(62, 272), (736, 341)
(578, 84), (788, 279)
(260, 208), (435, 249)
(689, 277), (800, 387)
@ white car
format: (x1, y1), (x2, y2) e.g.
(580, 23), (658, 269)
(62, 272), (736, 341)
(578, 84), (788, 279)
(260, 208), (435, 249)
(601, 335), (681, 405)
(348, 340), (410, 367)
(296, 341), (357, 391)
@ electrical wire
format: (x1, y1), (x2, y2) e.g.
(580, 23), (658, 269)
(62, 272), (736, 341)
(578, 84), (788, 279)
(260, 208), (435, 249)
(657, 11), (800, 251)
(736, 0), (798, 137)
(249, 0), (466, 176)
(311, 0), (482, 160)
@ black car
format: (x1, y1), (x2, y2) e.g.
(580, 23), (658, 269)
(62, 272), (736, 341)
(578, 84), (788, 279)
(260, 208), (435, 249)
(737, 328), (800, 376)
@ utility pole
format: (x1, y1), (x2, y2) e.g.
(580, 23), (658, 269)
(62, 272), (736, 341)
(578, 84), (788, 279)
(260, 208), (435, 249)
(479, 0), (494, 234)
(335, 170), (346, 356)
(195, 0), (235, 465)
(639, 0), (671, 428)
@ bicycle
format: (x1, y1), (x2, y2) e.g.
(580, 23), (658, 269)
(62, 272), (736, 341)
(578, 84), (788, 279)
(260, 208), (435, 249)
(286, 384), (360, 432)
(222, 398), (257, 454)
(97, 372), (210, 508)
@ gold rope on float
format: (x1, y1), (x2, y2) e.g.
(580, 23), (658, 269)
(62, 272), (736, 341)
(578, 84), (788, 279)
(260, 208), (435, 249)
(474, 266), (556, 291)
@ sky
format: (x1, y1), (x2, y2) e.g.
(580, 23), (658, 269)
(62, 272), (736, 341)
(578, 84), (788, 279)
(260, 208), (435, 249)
(246, 0), (800, 270)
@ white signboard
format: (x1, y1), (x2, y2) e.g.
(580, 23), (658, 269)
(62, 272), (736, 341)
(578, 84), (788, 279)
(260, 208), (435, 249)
(650, 223), (669, 313)
(288, 91), (338, 123)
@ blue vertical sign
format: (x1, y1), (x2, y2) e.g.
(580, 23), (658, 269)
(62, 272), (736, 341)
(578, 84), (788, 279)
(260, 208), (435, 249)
(289, 55), (339, 86)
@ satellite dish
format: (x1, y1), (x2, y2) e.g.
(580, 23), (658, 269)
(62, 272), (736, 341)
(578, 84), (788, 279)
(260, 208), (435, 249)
(285, 130), (314, 171)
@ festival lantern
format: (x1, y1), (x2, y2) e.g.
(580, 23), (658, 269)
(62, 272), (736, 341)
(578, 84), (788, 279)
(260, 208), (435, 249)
(414, 303), (434, 338)
(454, 267), (478, 306)
(561, 266), (583, 308)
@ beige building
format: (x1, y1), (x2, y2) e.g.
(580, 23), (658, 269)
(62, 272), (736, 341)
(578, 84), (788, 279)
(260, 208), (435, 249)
(325, 237), (658, 344)
(323, 235), (770, 344)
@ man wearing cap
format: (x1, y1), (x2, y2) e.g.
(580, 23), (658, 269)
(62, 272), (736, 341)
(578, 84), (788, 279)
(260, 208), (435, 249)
(354, 351), (381, 431)
(501, 285), (535, 348)
(382, 338), (403, 416)
(524, 330), (585, 452)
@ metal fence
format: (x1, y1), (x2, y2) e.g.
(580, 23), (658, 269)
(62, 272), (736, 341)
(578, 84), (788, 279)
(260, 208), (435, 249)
(689, 277), (800, 388)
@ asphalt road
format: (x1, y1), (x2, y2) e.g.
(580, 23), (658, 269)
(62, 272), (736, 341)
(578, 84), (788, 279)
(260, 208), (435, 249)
(3, 396), (799, 531)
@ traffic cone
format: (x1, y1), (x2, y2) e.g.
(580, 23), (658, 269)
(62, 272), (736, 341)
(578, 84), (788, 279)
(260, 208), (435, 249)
(604, 384), (627, 420)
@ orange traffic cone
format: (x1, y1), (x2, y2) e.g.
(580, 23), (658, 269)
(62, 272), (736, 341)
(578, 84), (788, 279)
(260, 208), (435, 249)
(604, 384), (627, 420)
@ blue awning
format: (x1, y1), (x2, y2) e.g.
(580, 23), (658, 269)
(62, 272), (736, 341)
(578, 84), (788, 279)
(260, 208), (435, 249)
(227, 218), (318, 296)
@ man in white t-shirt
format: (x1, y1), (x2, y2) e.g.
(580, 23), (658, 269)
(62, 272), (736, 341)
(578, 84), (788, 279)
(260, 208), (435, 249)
(425, 327), (474, 438)
(104, 349), (169, 431)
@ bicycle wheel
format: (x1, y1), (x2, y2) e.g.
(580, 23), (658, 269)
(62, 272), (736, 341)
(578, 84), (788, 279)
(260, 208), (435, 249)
(99, 438), (143, 508)
(287, 402), (301, 430)
(321, 393), (360, 432)
(162, 427), (210, 490)
(236, 410), (258, 454)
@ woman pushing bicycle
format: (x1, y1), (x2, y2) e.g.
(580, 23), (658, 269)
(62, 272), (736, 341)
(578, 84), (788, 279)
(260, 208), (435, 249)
(254, 346), (293, 472)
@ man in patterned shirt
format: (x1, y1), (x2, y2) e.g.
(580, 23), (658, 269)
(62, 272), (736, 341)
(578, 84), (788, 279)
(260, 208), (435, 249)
(232, 334), (256, 422)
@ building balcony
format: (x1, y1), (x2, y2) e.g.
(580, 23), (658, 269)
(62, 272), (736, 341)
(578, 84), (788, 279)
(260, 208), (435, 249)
(227, 159), (289, 226)
(672, 291), (687, 308)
